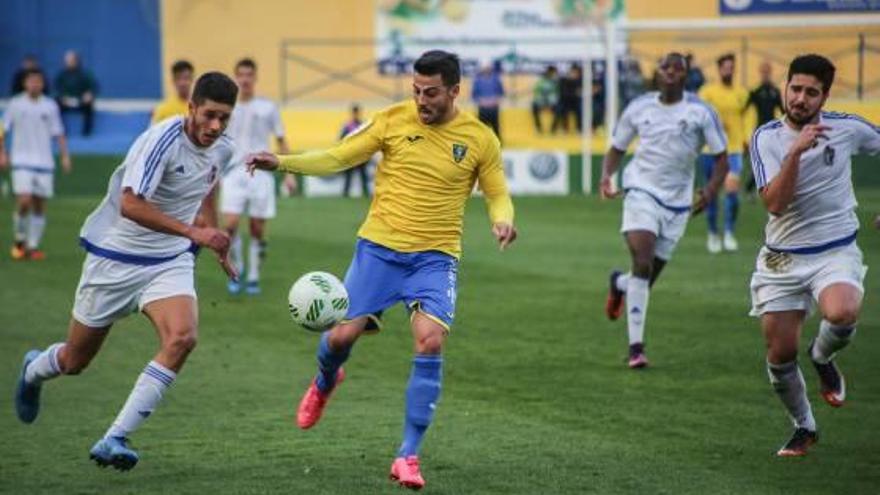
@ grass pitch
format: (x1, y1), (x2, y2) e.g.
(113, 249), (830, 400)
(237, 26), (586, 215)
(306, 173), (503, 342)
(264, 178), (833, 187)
(1, 156), (878, 494)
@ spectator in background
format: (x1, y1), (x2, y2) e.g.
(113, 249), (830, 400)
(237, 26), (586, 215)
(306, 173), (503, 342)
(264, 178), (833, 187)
(531, 65), (559, 134)
(619, 56), (645, 109)
(591, 69), (605, 131)
(471, 61), (504, 138)
(553, 63), (583, 133)
(684, 53), (705, 92)
(152, 60), (194, 124)
(11, 55), (49, 96)
(54, 50), (97, 136)
(340, 104), (371, 197)
(745, 60), (784, 197)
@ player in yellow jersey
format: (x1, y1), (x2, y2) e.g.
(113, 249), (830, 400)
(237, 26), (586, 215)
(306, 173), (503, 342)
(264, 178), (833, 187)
(151, 60), (194, 124)
(247, 50), (516, 490)
(699, 53), (749, 253)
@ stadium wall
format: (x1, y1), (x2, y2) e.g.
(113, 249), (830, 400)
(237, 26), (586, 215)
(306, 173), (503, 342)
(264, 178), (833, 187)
(0, 0), (161, 98)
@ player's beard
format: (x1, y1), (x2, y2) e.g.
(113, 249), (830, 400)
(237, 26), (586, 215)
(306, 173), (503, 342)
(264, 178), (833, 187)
(787, 107), (819, 127)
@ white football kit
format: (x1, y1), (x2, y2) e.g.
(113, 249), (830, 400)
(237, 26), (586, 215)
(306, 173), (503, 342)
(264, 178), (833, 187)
(611, 92), (728, 259)
(74, 117), (234, 327)
(221, 97), (285, 219)
(2, 94), (64, 197)
(749, 112), (879, 316)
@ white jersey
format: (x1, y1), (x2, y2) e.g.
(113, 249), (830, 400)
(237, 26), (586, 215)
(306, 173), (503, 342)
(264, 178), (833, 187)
(750, 112), (880, 252)
(612, 92), (727, 209)
(2, 93), (64, 170)
(226, 97), (284, 178)
(79, 117), (235, 261)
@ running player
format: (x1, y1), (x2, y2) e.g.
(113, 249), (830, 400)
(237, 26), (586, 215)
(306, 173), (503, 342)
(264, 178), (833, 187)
(699, 53), (749, 252)
(13, 72), (238, 471)
(601, 52), (728, 368)
(3, 68), (71, 260)
(221, 58), (292, 295)
(750, 54), (878, 457)
(247, 50), (516, 490)
(152, 60), (195, 124)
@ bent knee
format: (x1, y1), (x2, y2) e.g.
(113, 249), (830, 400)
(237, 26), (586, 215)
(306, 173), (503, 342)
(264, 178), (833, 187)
(415, 333), (444, 355)
(824, 307), (860, 327)
(163, 327), (198, 354)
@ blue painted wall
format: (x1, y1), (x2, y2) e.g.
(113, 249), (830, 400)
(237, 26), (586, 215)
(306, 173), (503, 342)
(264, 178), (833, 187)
(0, 0), (161, 98)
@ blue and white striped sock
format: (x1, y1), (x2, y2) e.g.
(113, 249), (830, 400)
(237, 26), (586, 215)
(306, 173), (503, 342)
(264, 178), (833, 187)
(105, 361), (176, 439)
(24, 343), (65, 384)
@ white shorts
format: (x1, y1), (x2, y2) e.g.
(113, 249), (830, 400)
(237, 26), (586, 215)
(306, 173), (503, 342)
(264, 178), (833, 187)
(221, 169), (276, 219)
(12, 167), (54, 198)
(621, 189), (690, 261)
(72, 252), (197, 328)
(749, 243), (866, 317)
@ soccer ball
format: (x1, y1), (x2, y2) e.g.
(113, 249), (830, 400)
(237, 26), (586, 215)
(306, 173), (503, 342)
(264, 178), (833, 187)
(288, 271), (349, 332)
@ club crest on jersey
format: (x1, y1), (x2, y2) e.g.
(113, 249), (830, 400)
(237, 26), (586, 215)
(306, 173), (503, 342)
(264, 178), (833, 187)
(452, 143), (468, 163)
(823, 145), (835, 166)
(207, 165), (218, 183)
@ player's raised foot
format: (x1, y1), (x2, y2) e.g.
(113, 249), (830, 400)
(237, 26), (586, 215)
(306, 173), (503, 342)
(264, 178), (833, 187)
(808, 340), (846, 407)
(89, 436), (139, 471)
(776, 427), (818, 457)
(722, 232), (738, 252)
(296, 368), (345, 430)
(390, 456), (426, 490)
(628, 343), (648, 369)
(27, 249), (46, 261)
(10, 243), (27, 261)
(14, 350), (43, 424)
(227, 279), (242, 295)
(245, 281), (261, 295)
(706, 233), (722, 254)
(605, 270), (625, 321)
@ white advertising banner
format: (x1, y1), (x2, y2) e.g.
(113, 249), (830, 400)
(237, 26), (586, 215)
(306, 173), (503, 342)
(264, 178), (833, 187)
(501, 149), (569, 195)
(376, 0), (626, 74)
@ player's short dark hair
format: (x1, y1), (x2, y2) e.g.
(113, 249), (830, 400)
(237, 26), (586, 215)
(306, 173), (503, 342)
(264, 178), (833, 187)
(414, 50), (461, 87)
(788, 54), (836, 93)
(22, 68), (44, 81)
(235, 58), (257, 72)
(171, 60), (194, 76)
(192, 72), (238, 106)
(717, 53), (735, 66)
(663, 52), (689, 71)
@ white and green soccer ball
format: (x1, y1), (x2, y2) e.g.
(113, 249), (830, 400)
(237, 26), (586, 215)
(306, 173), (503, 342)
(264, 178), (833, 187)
(288, 271), (349, 332)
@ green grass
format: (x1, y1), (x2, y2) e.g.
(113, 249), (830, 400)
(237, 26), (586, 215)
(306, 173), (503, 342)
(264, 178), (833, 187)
(0, 157), (879, 494)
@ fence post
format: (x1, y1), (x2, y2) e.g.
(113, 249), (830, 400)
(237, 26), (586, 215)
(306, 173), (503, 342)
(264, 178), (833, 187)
(858, 32), (865, 100)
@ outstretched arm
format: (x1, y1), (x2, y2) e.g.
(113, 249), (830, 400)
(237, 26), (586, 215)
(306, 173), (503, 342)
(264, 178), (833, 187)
(249, 114), (384, 175)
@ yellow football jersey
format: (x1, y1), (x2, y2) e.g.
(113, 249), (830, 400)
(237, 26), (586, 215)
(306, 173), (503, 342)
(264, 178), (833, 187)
(699, 83), (750, 153)
(151, 97), (189, 124)
(278, 100), (513, 258)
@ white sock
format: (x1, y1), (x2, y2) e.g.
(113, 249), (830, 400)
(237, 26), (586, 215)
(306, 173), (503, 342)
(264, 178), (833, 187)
(626, 276), (650, 345)
(105, 361), (176, 439)
(615, 272), (629, 293)
(24, 343), (65, 385)
(27, 214), (46, 250)
(13, 212), (27, 243)
(767, 360), (816, 431)
(247, 239), (265, 283)
(229, 234), (243, 276)
(811, 320), (856, 364)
